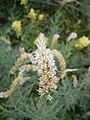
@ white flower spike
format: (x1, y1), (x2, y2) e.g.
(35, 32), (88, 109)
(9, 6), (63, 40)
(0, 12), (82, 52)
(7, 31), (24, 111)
(33, 33), (59, 97)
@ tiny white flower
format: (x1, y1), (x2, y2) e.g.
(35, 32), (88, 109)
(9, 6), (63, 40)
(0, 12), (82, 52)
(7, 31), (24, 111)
(53, 34), (60, 40)
(0, 91), (9, 98)
(67, 32), (77, 41)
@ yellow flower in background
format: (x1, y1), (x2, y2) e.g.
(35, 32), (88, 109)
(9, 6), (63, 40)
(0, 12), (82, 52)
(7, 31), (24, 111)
(27, 8), (45, 22)
(20, 0), (28, 5)
(12, 20), (22, 37)
(75, 36), (90, 49)
(27, 8), (37, 20)
(12, 20), (22, 33)
(38, 14), (44, 21)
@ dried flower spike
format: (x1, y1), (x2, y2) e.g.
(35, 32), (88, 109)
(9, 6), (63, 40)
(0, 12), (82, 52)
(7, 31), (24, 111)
(53, 49), (66, 78)
(51, 34), (60, 49)
(18, 64), (31, 85)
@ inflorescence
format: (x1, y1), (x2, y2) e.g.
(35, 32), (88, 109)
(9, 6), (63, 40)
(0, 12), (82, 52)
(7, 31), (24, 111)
(0, 33), (77, 100)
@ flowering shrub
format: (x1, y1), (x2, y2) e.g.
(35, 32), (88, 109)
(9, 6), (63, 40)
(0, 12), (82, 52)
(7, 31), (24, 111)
(0, 0), (90, 120)
(0, 33), (77, 99)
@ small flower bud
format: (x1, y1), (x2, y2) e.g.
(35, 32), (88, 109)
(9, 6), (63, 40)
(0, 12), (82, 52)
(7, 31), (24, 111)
(38, 14), (44, 21)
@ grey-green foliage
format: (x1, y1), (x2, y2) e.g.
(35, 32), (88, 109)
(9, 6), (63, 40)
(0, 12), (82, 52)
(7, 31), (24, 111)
(0, 40), (17, 90)
(21, 22), (39, 51)
(0, 72), (90, 120)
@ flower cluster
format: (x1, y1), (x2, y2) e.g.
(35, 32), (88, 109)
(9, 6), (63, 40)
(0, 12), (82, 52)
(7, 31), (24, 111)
(38, 14), (44, 21)
(75, 36), (90, 49)
(20, 0), (28, 5)
(11, 20), (22, 36)
(0, 91), (9, 98)
(27, 8), (44, 21)
(33, 33), (59, 97)
(28, 8), (37, 20)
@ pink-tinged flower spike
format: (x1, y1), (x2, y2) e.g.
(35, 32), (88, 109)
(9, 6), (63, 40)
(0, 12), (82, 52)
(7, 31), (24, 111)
(33, 33), (59, 99)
